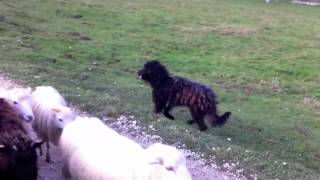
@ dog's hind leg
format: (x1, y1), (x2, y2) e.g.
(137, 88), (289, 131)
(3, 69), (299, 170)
(190, 109), (207, 131)
(163, 106), (175, 120)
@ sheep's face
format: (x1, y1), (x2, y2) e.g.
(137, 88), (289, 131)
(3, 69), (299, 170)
(143, 143), (192, 180)
(145, 143), (185, 172)
(8, 87), (34, 123)
(51, 107), (76, 129)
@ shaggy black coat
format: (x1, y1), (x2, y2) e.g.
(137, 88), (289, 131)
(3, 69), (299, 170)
(138, 60), (231, 131)
(0, 98), (42, 180)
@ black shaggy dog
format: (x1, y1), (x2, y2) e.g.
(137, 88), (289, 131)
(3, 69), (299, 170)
(138, 60), (231, 131)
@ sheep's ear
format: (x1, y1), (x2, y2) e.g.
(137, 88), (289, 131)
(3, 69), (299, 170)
(51, 108), (61, 113)
(26, 87), (32, 94)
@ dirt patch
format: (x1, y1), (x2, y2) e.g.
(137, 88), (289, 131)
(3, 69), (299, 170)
(0, 14), (35, 34)
(65, 32), (93, 41)
(178, 25), (257, 36)
(63, 52), (73, 60)
(70, 14), (83, 19)
(303, 96), (320, 109)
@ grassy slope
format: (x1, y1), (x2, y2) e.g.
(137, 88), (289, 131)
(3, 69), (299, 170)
(1, 0), (320, 179)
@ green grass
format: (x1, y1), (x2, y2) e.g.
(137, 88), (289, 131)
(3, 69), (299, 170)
(1, 0), (320, 179)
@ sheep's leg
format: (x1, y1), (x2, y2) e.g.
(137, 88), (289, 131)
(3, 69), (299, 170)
(62, 160), (71, 179)
(45, 142), (51, 163)
(190, 109), (207, 131)
(38, 144), (43, 156)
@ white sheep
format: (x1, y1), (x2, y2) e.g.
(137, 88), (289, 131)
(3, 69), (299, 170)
(31, 86), (76, 162)
(60, 116), (192, 180)
(0, 87), (37, 140)
(60, 116), (144, 180)
(0, 87), (34, 122)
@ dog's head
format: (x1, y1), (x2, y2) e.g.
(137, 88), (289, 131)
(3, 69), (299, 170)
(138, 60), (170, 87)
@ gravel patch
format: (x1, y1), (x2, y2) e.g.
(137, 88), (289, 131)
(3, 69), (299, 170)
(292, 0), (320, 5)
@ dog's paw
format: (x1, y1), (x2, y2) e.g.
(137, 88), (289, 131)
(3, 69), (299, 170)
(187, 120), (195, 124)
(199, 126), (208, 131)
(164, 113), (175, 120)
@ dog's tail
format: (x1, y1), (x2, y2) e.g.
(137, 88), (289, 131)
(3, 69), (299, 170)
(210, 111), (231, 126)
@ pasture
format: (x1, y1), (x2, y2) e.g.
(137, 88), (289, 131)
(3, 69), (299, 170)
(0, 0), (320, 179)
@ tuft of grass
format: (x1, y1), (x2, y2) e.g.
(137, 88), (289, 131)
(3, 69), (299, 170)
(1, 0), (320, 179)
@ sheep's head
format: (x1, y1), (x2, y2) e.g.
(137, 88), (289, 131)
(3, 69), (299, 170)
(145, 143), (185, 173)
(4, 87), (34, 123)
(144, 143), (192, 180)
(51, 106), (76, 130)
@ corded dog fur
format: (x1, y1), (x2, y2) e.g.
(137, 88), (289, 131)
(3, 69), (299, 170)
(138, 60), (231, 131)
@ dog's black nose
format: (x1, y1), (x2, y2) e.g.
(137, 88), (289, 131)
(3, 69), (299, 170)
(137, 69), (144, 78)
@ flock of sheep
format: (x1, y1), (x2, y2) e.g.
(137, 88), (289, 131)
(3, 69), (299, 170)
(0, 86), (192, 180)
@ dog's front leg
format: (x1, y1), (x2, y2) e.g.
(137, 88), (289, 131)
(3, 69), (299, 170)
(153, 100), (165, 114)
(152, 89), (167, 114)
(153, 98), (167, 114)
